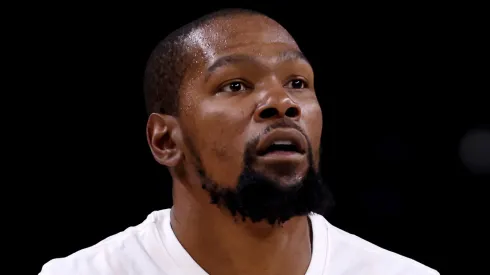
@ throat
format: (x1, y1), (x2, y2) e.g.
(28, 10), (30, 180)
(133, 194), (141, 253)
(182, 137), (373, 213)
(308, 216), (313, 253)
(171, 206), (313, 275)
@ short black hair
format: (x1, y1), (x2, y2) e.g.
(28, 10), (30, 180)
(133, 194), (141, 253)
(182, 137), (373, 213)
(143, 8), (266, 116)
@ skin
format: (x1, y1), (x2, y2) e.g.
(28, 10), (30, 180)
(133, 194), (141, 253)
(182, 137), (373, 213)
(147, 14), (323, 275)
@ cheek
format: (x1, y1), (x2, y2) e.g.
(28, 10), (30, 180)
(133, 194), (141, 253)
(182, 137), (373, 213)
(189, 98), (252, 186)
(199, 99), (249, 155)
(301, 102), (323, 163)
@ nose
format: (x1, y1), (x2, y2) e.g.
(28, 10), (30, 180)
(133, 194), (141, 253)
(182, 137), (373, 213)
(254, 91), (301, 122)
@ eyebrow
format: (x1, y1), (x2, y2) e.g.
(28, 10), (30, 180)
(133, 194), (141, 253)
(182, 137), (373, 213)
(205, 50), (310, 82)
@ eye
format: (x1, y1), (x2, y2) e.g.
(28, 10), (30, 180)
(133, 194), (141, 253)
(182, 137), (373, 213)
(220, 81), (247, 93)
(286, 79), (308, 89)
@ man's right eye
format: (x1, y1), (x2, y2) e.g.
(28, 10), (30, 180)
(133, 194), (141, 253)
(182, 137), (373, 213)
(221, 81), (247, 93)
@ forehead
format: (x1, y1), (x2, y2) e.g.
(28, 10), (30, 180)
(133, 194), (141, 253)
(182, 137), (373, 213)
(183, 15), (300, 70)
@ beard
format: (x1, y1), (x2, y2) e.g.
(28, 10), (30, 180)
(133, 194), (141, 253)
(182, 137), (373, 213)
(190, 120), (334, 225)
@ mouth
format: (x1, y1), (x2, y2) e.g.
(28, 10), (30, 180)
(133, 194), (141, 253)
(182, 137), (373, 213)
(258, 141), (302, 156)
(256, 128), (307, 157)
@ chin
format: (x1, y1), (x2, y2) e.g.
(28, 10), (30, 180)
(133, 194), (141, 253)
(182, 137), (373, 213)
(255, 165), (309, 187)
(268, 174), (306, 188)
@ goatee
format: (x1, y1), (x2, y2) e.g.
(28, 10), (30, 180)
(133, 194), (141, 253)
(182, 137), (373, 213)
(194, 120), (334, 225)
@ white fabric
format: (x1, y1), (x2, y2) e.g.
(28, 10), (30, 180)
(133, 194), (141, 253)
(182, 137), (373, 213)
(39, 209), (439, 274)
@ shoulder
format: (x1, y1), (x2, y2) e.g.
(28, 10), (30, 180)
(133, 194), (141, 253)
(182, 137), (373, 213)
(310, 213), (439, 275)
(39, 209), (171, 275)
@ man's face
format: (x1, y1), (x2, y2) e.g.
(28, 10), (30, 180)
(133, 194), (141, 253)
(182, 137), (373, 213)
(177, 15), (328, 223)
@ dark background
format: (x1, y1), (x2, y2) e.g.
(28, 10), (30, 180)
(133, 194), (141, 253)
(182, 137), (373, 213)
(19, 3), (488, 274)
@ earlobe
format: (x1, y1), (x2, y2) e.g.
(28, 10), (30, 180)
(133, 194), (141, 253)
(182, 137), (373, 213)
(146, 113), (183, 167)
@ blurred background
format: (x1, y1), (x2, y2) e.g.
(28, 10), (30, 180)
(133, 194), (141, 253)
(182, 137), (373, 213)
(12, 3), (487, 274)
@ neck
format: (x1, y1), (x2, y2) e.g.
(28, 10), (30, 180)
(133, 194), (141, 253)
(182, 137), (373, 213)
(171, 179), (313, 275)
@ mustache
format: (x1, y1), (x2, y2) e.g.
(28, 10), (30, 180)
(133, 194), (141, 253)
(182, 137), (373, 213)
(250, 119), (309, 147)
(262, 119), (307, 137)
(244, 119), (312, 164)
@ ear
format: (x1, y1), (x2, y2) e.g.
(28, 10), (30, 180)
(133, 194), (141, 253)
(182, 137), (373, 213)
(146, 113), (183, 167)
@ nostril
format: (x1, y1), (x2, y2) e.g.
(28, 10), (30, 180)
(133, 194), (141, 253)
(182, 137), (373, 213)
(259, 108), (278, 119)
(285, 107), (299, 118)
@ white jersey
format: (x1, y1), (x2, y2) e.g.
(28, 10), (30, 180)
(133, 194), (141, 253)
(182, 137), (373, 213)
(39, 209), (439, 275)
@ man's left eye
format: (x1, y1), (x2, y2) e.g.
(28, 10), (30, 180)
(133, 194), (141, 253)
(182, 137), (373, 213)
(286, 79), (307, 89)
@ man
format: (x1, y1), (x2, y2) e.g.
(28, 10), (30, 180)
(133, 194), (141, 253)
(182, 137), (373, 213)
(40, 8), (439, 275)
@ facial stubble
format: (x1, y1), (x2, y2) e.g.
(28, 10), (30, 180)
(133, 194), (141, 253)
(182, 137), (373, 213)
(188, 121), (334, 225)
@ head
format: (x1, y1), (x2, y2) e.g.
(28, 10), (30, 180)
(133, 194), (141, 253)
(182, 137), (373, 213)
(145, 9), (333, 225)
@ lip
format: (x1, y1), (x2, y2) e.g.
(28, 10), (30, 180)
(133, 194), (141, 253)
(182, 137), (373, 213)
(256, 128), (307, 157)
